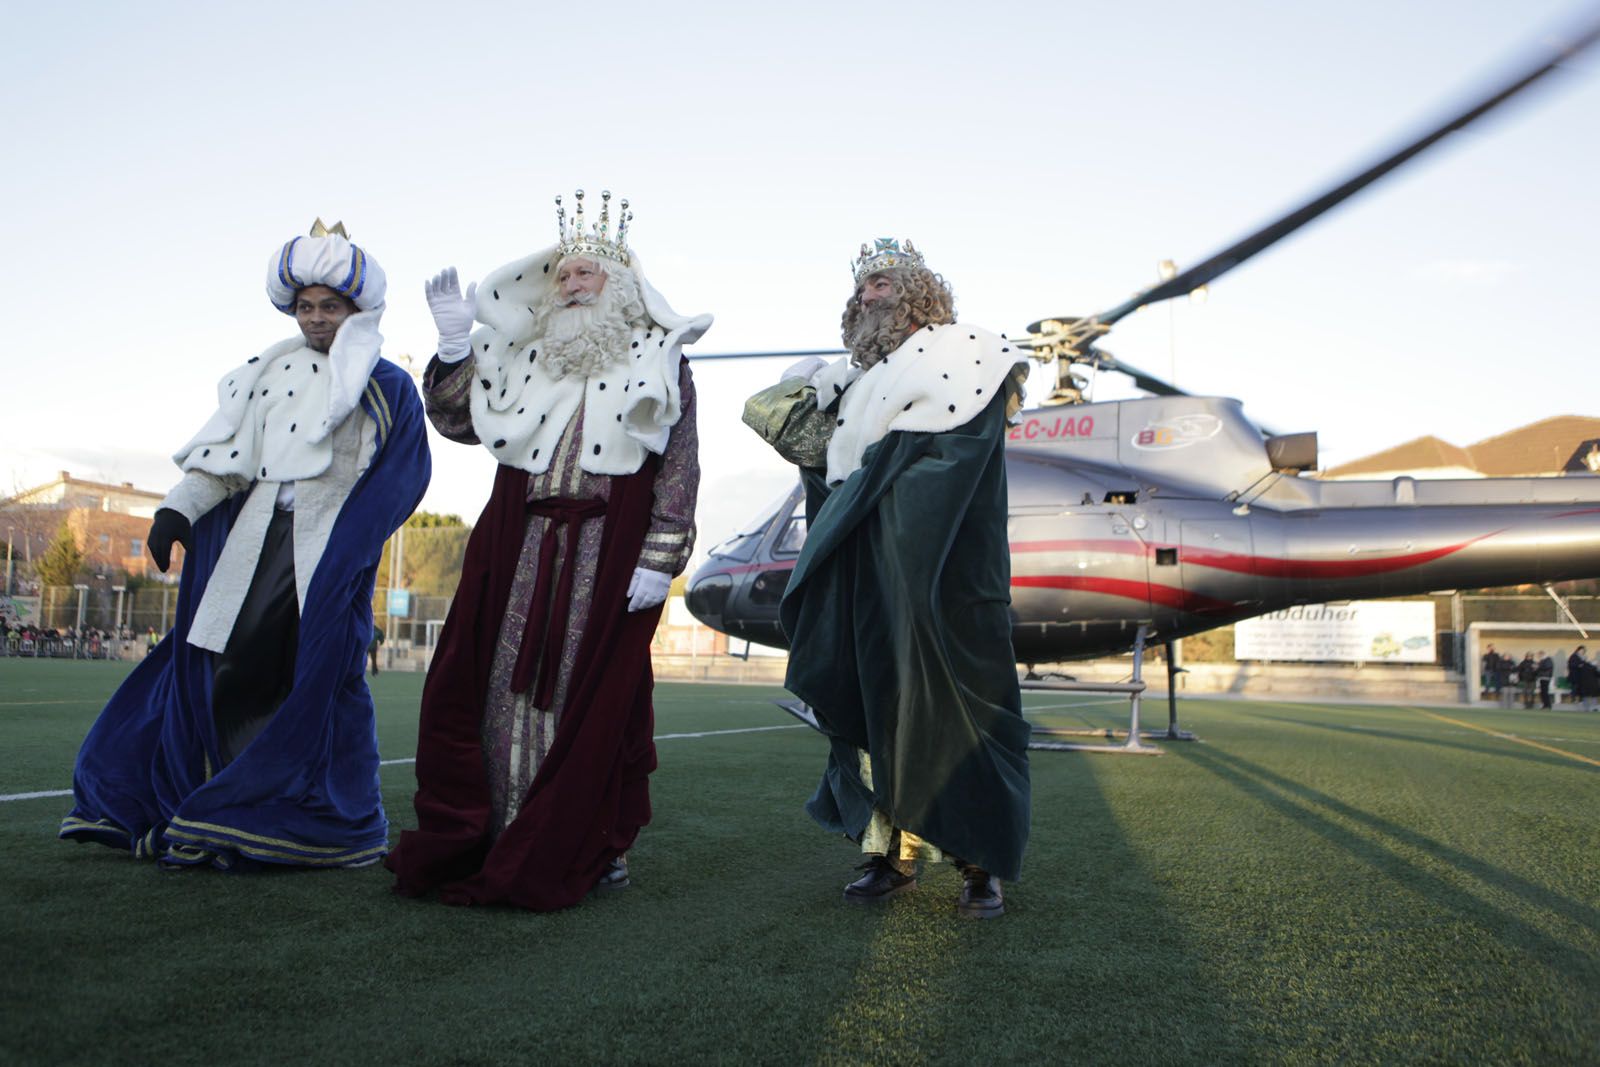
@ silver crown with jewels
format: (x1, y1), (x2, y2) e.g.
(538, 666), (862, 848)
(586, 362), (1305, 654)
(555, 188), (632, 267)
(852, 237), (925, 282)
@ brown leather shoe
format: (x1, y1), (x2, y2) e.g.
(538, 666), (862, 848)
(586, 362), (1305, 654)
(957, 865), (1005, 919)
(842, 857), (917, 903)
(594, 854), (630, 892)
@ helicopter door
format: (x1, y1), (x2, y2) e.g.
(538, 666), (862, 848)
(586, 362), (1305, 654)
(1178, 520), (1260, 621)
(1009, 511), (1154, 627)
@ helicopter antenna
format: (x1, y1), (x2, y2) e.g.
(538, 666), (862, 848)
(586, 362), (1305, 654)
(1026, 10), (1600, 402)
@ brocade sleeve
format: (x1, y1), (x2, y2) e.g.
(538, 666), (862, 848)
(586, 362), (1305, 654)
(638, 361), (699, 576)
(423, 354), (480, 445)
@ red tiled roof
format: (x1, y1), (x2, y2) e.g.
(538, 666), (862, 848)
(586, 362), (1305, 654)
(1324, 417), (1600, 478)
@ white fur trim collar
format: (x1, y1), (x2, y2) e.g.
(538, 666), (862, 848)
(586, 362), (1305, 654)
(462, 245), (710, 476)
(173, 308), (382, 481)
(466, 322), (684, 476)
(824, 323), (1027, 486)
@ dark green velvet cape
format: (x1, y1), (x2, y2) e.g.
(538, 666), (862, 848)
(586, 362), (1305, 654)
(780, 388), (1030, 880)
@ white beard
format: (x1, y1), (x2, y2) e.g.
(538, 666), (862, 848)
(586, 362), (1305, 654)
(530, 288), (634, 380)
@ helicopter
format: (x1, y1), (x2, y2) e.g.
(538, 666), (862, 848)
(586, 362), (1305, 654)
(682, 16), (1600, 672)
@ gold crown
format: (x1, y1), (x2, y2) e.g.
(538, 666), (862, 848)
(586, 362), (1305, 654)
(555, 189), (631, 267)
(852, 237), (924, 282)
(309, 218), (349, 238)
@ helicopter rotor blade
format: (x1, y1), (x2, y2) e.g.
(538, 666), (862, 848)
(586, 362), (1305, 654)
(687, 348), (848, 361)
(1092, 12), (1600, 329)
(1096, 355), (1187, 397)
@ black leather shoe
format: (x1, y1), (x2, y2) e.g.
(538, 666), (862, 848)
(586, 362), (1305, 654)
(842, 857), (917, 903)
(957, 865), (1005, 919)
(594, 854), (630, 892)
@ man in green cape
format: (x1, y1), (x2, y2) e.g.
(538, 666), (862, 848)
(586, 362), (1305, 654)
(744, 239), (1031, 919)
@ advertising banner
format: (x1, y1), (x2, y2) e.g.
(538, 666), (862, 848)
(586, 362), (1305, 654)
(1234, 601), (1436, 663)
(1, 595), (41, 627)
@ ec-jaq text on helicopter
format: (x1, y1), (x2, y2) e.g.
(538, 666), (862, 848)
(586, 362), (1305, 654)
(682, 15), (1600, 750)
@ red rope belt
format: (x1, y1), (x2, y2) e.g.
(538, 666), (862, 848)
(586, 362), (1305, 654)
(510, 496), (607, 707)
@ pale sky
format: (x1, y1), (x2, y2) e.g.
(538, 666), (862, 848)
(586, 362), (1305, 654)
(3, 1), (1597, 570)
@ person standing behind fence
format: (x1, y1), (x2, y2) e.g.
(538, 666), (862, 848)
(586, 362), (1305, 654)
(1567, 647), (1594, 711)
(1493, 645), (1513, 706)
(1481, 644), (1501, 702)
(1516, 652), (1538, 709)
(1536, 650), (1554, 709)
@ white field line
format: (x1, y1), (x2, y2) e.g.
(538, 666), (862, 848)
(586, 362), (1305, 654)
(2, 723), (810, 803)
(658, 724), (808, 740)
(1023, 699), (1130, 712)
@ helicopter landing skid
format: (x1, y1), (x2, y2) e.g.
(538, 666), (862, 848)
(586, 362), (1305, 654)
(771, 629), (1200, 754)
(1021, 627), (1200, 754)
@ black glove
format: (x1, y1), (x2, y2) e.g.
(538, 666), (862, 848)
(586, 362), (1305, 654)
(148, 508), (193, 573)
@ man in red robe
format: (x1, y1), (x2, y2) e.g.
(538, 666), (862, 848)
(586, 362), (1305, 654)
(387, 191), (710, 910)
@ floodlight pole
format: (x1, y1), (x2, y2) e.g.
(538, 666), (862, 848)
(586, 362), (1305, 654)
(73, 584), (89, 657)
(5, 525), (13, 596)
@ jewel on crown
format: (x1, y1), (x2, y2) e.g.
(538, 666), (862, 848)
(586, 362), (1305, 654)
(554, 188), (632, 267)
(851, 237), (925, 282)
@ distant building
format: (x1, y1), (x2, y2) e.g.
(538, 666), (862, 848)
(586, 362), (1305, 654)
(1322, 416), (1600, 480)
(1, 471), (173, 582)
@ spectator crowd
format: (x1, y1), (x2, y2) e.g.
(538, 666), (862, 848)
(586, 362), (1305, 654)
(1, 623), (159, 660)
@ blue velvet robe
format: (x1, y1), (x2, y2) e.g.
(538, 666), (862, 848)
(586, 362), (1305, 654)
(60, 360), (429, 868)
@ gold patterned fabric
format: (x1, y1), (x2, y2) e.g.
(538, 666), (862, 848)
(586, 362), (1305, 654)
(742, 379), (837, 470)
(855, 750), (944, 867)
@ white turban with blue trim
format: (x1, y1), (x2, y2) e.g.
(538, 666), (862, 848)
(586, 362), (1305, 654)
(265, 232), (386, 313)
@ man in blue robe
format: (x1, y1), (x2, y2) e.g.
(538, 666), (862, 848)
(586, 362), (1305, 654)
(60, 221), (430, 869)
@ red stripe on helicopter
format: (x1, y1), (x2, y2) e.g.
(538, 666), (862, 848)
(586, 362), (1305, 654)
(1180, 536), (1490, 578)
(1010, 575), (1235, 614)
(1010, 535), (1491, 577)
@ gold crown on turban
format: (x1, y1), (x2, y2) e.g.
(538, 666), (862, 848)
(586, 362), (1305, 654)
(555, 189), (631, 267)
(309, 217), (349, 239)
(852, 237), (925, 282)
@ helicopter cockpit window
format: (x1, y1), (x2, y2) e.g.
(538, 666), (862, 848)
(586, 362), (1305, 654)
(773, 516), (807, 557)
(709, 486), (799, 562)
(708, 531), (761, 562)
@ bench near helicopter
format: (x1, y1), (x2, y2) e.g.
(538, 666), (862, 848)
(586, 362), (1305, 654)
(682, 19), (1600, 746)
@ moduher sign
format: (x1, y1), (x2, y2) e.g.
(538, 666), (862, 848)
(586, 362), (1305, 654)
(1234, 601), (1436, 663)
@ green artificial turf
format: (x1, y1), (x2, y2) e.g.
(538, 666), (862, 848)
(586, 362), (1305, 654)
(1, 660), (1597, 1065)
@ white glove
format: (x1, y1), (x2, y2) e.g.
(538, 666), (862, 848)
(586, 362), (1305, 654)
(626, 567), (672, 612)
(425, 267), (479, 363)
(780, 355), (828, 386)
